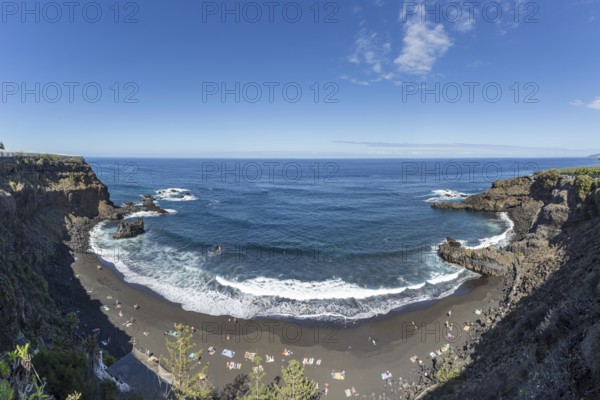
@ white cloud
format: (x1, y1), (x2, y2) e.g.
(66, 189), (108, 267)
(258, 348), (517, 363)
(394, 21), (452, 75)
(347, 28), (394, 83)
(588, 98), (600, 110)
(454, 17), (475, 33)
(571, 98), (600, 110)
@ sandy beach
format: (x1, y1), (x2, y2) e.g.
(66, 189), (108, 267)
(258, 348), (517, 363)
(67, 250), (502, 399)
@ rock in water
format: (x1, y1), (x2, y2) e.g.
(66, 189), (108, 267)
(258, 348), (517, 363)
(142, 198), (169, 214)
(113, 218), (145, 239)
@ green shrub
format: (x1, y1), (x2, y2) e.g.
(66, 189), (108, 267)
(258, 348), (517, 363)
(99, 380), (118, 400)
(575, 175), (594, 202)
(0, 379), (14, 400)
(560, 166), (600, 176)
(535, 169), (561, 189)
(102, 352), (116, 367)
(435, 347), (461, 384)
(32, 349), (93, 399)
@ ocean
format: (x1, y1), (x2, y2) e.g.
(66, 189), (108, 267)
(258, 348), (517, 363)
(87, 158), (599, 321)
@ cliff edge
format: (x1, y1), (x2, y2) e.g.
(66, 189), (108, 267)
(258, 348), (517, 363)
(0, 156), (117, 351)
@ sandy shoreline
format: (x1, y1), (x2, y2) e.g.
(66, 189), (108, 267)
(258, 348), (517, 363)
(69, 249), (502, 399)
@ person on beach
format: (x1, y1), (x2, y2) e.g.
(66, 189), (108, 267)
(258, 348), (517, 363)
(411, 321), (419, 331)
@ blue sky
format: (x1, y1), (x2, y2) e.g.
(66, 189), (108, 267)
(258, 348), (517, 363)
(0, 0), (599, 157)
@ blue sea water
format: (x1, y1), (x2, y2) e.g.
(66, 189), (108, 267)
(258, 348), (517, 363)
(87, 158), (599, 320)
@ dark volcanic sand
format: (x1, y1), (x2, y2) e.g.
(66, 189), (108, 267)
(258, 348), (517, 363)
(71, 251), (501, 399)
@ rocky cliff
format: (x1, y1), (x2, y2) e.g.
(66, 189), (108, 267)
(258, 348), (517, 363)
(426, 170), (600, 399)
(0, 156), (118, 351)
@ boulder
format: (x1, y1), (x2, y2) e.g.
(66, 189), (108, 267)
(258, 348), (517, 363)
(142, 197), (168, 214)
(113, 218), (145, 239)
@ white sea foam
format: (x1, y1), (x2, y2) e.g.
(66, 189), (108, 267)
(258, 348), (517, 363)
(124, 208), (177, 219)
(468, 212), (514, 249)
(215, 276), (410, 300)
(425, 189), (470, 203)
(155, 188), (198, 202)
(124, 211), (162, 219)
(88, 222), (473, 320)
(215, 269), (467, 301)
(427, 271), (462, 285)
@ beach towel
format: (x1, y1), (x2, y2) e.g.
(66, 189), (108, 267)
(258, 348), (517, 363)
(463, 325), (470, 331)
(429, 352), (436, 359)
(222, 349), (235, 358)
(381, 372), (392, 380)
(266, 355), (275, 363)
(188, 353), (196, 359)
(345, 389), (352, 397)
(228, 362), (242, 370)
(244, 352), (256, 361)
(332, 371), (345, 380)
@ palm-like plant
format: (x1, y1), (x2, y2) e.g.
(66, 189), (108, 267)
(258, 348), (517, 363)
(81, 335), (100, 365)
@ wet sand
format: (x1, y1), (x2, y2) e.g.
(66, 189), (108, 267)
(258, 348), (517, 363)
(71, 251), (502, 399)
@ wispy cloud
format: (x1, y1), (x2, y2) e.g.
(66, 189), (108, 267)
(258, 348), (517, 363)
(394, 20), (452, 75)
(334, 141), (586, 157)
(335, 141), (563, 150)
(571, 97), (600, 110)
(347, 26), (395, 84)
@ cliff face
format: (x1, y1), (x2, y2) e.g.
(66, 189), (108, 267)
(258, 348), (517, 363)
(428, 171), (600, 399)
(0, 156), (116, 351)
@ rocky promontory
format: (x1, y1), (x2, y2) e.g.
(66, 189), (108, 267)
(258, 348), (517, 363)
(424, 169), (600, 399)
(438, 237), (521, 276)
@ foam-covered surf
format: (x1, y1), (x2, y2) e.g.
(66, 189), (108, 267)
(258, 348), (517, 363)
(155, 188), (198, 201)
(90, 220), (478, 320)
(425, 189), (471, 203)
(124, 209), (177, 219)
(215, 273), (465, 301)
(468, 212), (514, 249)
